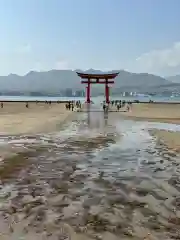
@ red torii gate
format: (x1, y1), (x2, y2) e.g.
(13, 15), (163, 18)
(76, 72), (119, 103)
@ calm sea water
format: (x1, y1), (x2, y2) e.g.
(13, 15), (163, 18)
(0, 95), (180, 102)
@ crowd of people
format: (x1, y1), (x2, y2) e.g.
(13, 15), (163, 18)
(64, 99), (132, 112)
(102, 100), (132, 112)
(65, 100), (82, 111)
(0, 99), (132, 113)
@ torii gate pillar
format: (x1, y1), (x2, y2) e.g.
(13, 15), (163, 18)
(86, 83), (91, 103)
(105, 80), (109, 104)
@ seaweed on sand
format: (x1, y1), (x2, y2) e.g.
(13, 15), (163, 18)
(0, 151), (36, 181)
(0, 143), (50, 182)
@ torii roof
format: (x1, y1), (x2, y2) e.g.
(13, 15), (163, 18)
(76, 72), (119, 79)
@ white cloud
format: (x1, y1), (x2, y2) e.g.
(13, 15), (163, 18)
(134, 42), (180, 75)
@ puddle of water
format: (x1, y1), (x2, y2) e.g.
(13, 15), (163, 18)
(139, 121), (180, 132)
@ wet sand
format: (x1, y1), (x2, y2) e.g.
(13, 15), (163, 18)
(120, 103), (180, 124)
(0, 102), (73, 135)
(149, 129), (180, 152)
(0, 105), (180, 239)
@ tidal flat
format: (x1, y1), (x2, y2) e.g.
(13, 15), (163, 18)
(0, 106), (180, 239)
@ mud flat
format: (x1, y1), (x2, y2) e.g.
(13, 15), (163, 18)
(119, 103), (180, 124)
(1, 110), (180, 239)
(0, 102), (74, 135)
(0, 122), (120, 240)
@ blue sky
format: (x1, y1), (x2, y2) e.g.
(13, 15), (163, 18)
(0, 0), (180, 76)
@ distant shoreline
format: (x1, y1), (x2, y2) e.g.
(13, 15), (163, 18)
(0, 100), (71, 103)
(0, 95), (179, 103)
(0, 100), (180, 104)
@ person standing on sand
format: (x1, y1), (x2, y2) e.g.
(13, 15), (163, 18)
(119, 100), (122, 108)
(117, 102), (120, 111)
(126, 103), (130, 112)
(65, 103), (68, 110)
(76, 101), (79, 108)
(105, 102), (109, 112)
(1, 102), (3, 108)
(103, 103), (106, 112)
(129, 101), (132, 111)
(68, 101), (71, 110)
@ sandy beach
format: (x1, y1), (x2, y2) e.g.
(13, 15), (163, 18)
(0, 102), (73, 135)
(149, 129), (180, 152)
(120, 103), (180, 124)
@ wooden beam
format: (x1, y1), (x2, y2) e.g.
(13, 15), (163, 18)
(81, 80), (114, 84)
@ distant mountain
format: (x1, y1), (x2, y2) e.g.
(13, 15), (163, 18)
(167, 75), (180, 83)
(112, 70), (170, 88)
(0, 69), (173, 92)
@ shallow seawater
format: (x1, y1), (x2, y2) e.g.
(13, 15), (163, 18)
(0, 105), (180, 239)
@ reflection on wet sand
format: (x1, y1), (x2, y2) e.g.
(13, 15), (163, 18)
(86, 104), (109, 128)
(103, 111), (108, 127)
(0, 105), (180, 239)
